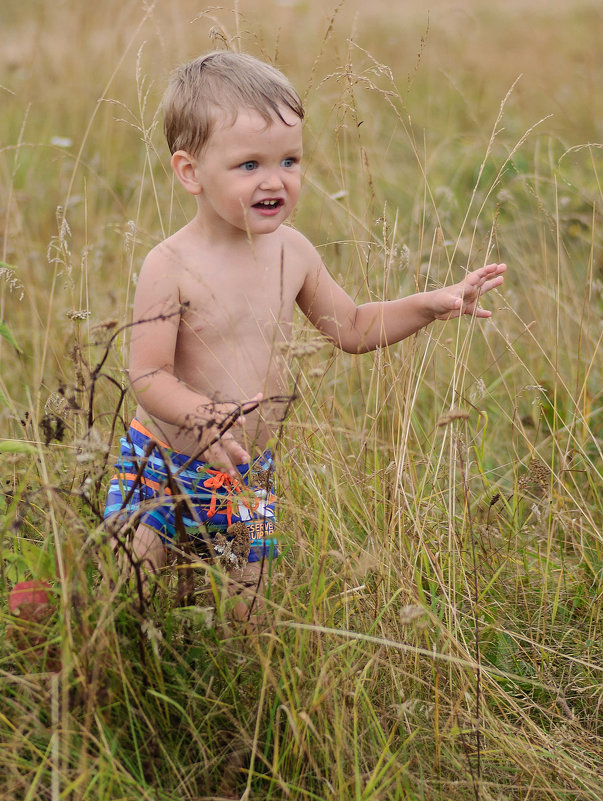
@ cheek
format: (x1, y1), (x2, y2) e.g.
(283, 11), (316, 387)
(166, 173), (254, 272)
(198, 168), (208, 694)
(220, 182), (248, 208)
(230, 177), (255, 199)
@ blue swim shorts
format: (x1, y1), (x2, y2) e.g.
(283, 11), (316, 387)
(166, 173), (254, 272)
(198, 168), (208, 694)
(104, 418), (278, 562)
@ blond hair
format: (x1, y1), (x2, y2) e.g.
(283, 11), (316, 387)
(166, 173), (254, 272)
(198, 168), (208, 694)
(163, 51), (304, 157)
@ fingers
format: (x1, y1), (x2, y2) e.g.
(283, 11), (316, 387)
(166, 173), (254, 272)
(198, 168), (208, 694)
(222, 433), (250, 467)
(470, 262), (507, 288)
(238, 391), (263, 418)
(196, 392), (264, 475)
(220, 392), (264, 427)
(219, 400), (257, 474)
(476, 262), (507, 275)
(209, 435), (249, 461)
(457, 262), (506, 315)
(204, 434), (250, 477)
(480, 275), (505, 294)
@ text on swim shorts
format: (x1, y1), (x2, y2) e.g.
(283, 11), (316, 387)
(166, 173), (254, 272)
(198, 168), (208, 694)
(246, 519), (275, 540)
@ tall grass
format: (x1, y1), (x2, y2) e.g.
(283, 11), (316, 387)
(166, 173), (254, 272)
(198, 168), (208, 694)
(1, 1), (601, 799)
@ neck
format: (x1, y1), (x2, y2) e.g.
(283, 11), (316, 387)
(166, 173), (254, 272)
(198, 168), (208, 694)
(191, 208), (280, 249)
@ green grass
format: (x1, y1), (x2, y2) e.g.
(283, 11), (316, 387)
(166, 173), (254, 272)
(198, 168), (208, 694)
(1, 1), (602, 799)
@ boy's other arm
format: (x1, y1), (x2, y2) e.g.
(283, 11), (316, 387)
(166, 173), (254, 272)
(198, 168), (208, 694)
(296, 258), (506, 353)
(128, 249), (259, 475)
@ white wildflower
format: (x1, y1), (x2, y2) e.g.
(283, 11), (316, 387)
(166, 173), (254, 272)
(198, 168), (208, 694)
(44, 392), (71, 420)
(278, 337), (325, 358)
(50, 136), (73, 148)
(0, 265), (24, 301)
(399, 605), (427, 625)
(469, 378), (487, 404)
(66, 309), (90, 321)
(75, 428), (110, 463)
(141, 619), (163, 658)
(124, 220), (137, 255)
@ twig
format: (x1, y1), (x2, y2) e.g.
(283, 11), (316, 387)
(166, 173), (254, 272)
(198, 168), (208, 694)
(457, 438), (482, 801)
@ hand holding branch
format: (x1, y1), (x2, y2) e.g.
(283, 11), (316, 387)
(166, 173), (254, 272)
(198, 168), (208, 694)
(192, 393), (264, 477)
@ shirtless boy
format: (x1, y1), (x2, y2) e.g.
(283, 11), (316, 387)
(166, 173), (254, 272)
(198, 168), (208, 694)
(104, 51), (506, 614)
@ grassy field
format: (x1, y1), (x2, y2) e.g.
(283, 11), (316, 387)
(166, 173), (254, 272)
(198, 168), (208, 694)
(1, 0), (601, 799)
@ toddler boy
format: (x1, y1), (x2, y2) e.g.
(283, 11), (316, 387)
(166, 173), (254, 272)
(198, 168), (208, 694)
(104, 51), (506, 615)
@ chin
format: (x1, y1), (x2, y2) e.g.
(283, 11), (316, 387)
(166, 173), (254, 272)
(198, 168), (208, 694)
(246, 218), (286, 236)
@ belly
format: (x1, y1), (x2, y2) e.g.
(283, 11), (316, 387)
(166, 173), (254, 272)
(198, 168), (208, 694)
(135, 347), (292, 460)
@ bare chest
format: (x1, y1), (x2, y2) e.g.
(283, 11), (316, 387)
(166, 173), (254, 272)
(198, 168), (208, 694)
(177, 256), (300, 351)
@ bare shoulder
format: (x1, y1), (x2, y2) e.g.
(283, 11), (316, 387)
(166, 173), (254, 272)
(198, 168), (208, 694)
(132, 227), (204, 321)
(279, 225), (322, 273)
(280, 224), (317, 252)
(139, 226), (194, 279)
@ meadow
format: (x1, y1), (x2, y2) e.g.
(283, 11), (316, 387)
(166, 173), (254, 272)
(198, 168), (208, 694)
(0, 0), (601, 799)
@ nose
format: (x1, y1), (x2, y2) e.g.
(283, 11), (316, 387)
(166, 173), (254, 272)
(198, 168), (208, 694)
(259, 169), (284, 191)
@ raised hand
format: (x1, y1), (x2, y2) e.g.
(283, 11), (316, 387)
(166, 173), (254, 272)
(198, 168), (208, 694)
(431, 262), (507, 320)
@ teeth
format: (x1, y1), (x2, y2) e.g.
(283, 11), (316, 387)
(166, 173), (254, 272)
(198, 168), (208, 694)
(258, 200), (278, 207)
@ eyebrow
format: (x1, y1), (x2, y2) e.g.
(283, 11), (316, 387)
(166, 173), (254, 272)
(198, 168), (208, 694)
(231, 144), (303, 160)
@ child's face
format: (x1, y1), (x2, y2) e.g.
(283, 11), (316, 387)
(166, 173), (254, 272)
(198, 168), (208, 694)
(193, 106), (303, 238)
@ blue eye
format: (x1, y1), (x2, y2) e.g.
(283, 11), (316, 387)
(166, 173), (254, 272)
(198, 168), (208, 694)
(240, 161), (258, 171)
(281, 157), (296, 168)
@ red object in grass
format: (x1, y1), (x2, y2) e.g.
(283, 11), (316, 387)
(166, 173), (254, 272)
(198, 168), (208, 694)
(8, 579), (60, 672)
(9, 580), (52, 622)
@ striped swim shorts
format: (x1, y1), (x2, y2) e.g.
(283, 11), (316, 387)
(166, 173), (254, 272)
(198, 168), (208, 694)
(104, 419), (278, 562)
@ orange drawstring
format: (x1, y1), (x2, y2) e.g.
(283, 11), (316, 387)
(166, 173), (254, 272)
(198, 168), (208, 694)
(202, 470), (259, 526)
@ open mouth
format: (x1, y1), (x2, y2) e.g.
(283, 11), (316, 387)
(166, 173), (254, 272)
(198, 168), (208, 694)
(253, 199), (284, 210)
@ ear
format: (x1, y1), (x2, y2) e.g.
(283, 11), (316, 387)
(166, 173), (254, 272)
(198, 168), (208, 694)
(171, 150), (202, 195)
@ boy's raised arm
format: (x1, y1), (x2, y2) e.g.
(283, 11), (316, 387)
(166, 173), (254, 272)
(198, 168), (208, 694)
(297, 257), (506, 353)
